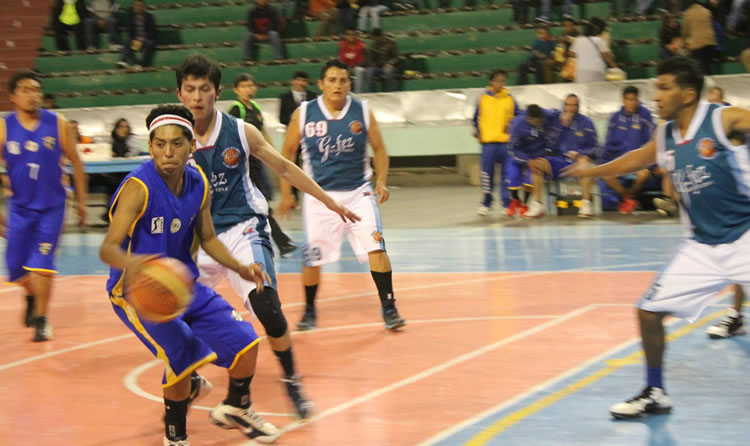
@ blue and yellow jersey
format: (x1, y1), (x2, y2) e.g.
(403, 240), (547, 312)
(1, 109), (66, 210)
(656, 102), (750, 245)
(299, 95), (371, 191)
(472, 88), (518, 144)
(191, 110), (269, 234)
(603, 104), (655, 160)
(105, 160), (208, 297)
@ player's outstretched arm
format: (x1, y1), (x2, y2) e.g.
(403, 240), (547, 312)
(277, 108), (303, 216)
(367, 110), (390, 204)
(244, 120), (361, 223)
(59, 116), (88, 226)
(562, 138), (657, 178)
(0, 119), (6, 237)
(99, 179), (153, 271)
(721, 106), (750, 135)
(195, 191), (269, 289)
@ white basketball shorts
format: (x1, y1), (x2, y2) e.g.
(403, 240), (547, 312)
(302, 182), (386, 267)
(638, 229), (750, 322)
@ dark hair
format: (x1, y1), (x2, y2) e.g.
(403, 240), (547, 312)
(9, 70), (41, 94)
(320, 59), (351, 80)
(145, 105), (195, 141)
(292, 71), (309, 80)
(489, 69), (507, 81)
(565, 93), (580, 104)
(176, 55), (222, 92)
(584, 17), (606, 36)
(371, 28), (382, 37)
(526, 104), (543, 119)
(623, 85), (639, 97)
(43, 93), (55, 100)
(657, 56), (704, 99)
(111, 118), (131, 137)
(234, 73), (255, 87)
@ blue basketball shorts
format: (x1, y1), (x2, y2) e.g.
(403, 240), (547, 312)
(5, 203), (65, 282)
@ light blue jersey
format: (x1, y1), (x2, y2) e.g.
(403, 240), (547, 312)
(656, 102), (750, 245)
(299, 95), (372, 191)
(191, 110), (269, 235)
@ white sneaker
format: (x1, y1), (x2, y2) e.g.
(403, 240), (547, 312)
(653, 197), (678, 217)
(523, 200), (545, 219)
(188, 372), (213, 406)
(706, 307), (745, 339)
(610, 386), (672, 419)
(163, 438), (189, 446)
(578, 199), (592, 218)
(209, 404), (280, 443)
(477, 205), (491, 217)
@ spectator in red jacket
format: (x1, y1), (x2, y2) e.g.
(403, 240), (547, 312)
(339, 29), (366, 93)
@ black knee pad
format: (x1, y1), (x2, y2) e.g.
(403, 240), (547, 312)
(248, 288), (288, 338)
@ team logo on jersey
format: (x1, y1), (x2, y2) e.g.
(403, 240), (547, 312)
(6, 141), (20, 155)
(222, 147), (241, 168)
(43, 136), (56, 150)
(151, 216), (164, 234)
(24, 141), (39, 152)
(38, 243), (52, 255)
(697, 137), (718, 159)
(170, 218), (182, 233)
(349, 120), (363, 135)
(371, 231), (383, 243)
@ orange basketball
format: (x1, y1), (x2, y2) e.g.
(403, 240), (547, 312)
(126, 257), (195, 323)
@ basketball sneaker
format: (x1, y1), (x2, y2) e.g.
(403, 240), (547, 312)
(297, 310), (317, 331)
(653, 197), (678, 217)
(477, 205), (491, 217)
(578, 199), (592, 218)
(209, 404), (280, 443)
(382, 306), (406, 330)
(24, 295), (35, 327)
(163, 437), (189, 446)
(609, 386), (672, 419)
(618, 197), (638, 214)
(506, 199), (521, 217)
(706, 308), (745, 339)
(281, 375), (315, 419)
(33, 316), (52, 342)
(523, 200), (545, 219)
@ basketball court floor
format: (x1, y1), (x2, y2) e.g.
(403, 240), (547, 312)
(0, 185), (747, 446)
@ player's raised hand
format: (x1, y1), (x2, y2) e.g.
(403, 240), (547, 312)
(276, 194), (297, 219)
(374, 182), (390, 203)
(237, 262), (270, 292)
(327, 201), (361, 223)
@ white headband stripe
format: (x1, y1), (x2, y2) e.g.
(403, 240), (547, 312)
(148, 114), (195, 139)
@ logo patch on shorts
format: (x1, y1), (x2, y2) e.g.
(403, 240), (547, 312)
(170, 218), (182, 233)
(697, 138), (718, 159)
(151, 216), (164, 234)
(38, 243), (52, 255)
(372, 231), (383, 243)
(222, 147), (242, 168)
(349, 120), (363, 135)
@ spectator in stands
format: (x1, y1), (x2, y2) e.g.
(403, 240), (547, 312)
(531, 94), (599, 218)
(116, 0), (157, 69)
(683, 0), (717, 74)
(727, 0), (748, 32)
(111, 118), (137, 157)
(339, 28), (367, 93)
(365, 28), (399, 92)
(85, 0), (119, 50)
(508, 104), (553, 219)
(707, 85), (730, 104)
(228, 74), (297, 257)
(338, 0), (357, 33)
(570, 17), (615, 83)
(51, 0), (88, 51)
(358, 0), (388, 33)
(279, 71), (317, 202)
(556, 18), (579, 82)
(243, 0), (284, 61)
(600, 86), (657, 214)
(70, 120), (94, 144)
(535, 0), (573, 22)
(310, 0), (339, 39)
(513, 0), (533, 23)
(518, 27), (557, 85)
(42, 93), (58, 109)
(611, 0), (635, 16)
(659, 13), (686, 60)
(473, 70), (519, 217)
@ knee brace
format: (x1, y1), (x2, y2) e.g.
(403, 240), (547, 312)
(248, 288), (288, 338)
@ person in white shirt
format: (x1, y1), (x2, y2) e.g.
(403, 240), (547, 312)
(570, 17), (616, 83)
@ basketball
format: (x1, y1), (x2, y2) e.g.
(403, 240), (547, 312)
(125, 257), (195, 323)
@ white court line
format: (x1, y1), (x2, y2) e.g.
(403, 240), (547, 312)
(282, 305), (599, 434)
(418, 291), (734, 445)
(122, 315), (563, 409)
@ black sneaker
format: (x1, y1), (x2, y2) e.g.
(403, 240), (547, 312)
(706, 309), (745, 339)
(281, 375), (314, 419)
(382, 306), (406, 330)
(609, 386), (672, 419)
(33, 316), (52, 342)
(279, 241), (297, 258)
(24, 295), (35, 327)
(297, 310), (317, 331)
